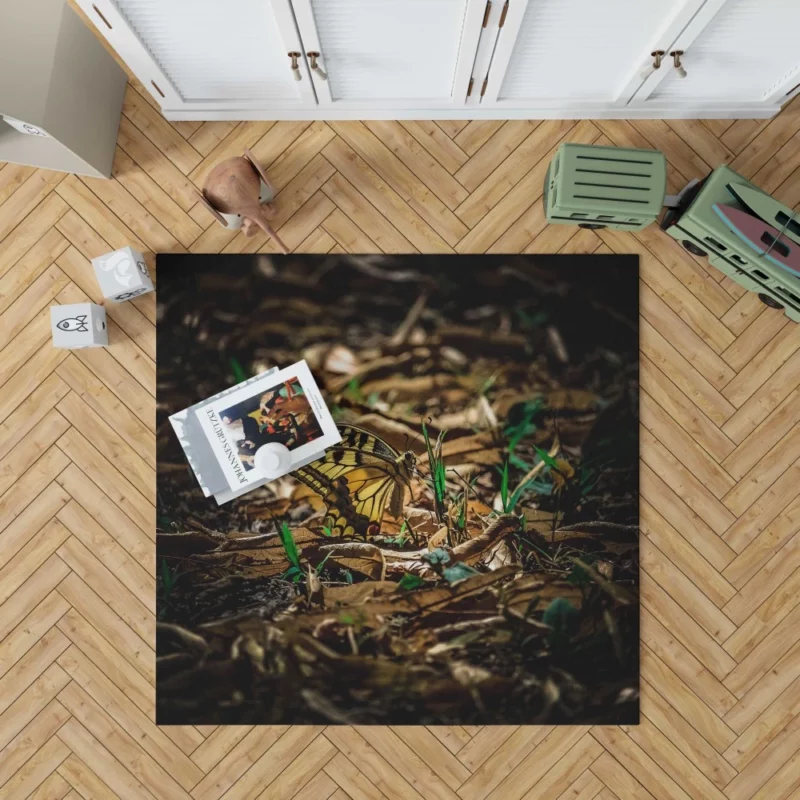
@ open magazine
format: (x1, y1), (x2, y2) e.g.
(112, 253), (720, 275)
(169, 360), (340, 504)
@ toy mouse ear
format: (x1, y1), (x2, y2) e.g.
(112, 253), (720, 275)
(243, 149), (274, 195)
(194, 190), (229, 227)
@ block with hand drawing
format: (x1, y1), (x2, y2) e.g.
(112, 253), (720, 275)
(91, 246), (154, 302)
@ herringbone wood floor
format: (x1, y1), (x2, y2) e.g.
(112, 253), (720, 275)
(2, 67), (800, 799)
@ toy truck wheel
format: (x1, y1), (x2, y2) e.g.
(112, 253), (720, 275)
(578, 223), (606, 229)
(682, 240), (707, 257)
(758, 293), (785, 310)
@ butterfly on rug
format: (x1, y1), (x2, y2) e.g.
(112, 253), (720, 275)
(294, 424), (416, 539)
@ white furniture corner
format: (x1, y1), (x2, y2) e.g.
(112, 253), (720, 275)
(76, 0), (800, 121)
(0, 0), (127, 178)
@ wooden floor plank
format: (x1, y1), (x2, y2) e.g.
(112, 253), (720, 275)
(321, 172), (416, 253)
(328, 123), (467, 247)
(0, 699), (70, 791)
(57, 717), (159, 800)
(641, 392), (735, 500)
(724, 678), (800, 772)
(189, 725), (290, 800)
(400, 121), (469, 174)
(116, 115), (201, 212)
(642, 537), (736, 644)
(640, 645), (737, 752)
(122, 85), (202, 176)
(0, 590), (69, 685)
(454, 121), (506, 155)
(0, 555), (71, 645)
(724, 642), (800, 734)
(639, 356), (735, 463)
(481, 727), (590, 800)
(56, 426), (154, 535)
(323, 139), (451, 253)
(0, 194), (69, 287)
(55, 396), (155, 506)
(521, 734), (603, 800)
(0, 622), (68, 720)
(0, 163), (36, 207)
(364, 120), (469, 210)
(262, 121), (336, 191)
(639, 282), (735, 386)
(56, 606), (154, 715)
(722, 324), (800, 407)
(638, 679), (737, 790)
(457, 727), (552, 800)
(642, 578), (737, 684)
(0, 169), (65, 242)
(111, 147), (203, 248)
(640, 318), (736, 425)
(322, 751), (388, 800)
(455, 119), (578, 232)
(55, 174), (148, 256)
(324, 727), (426, 800)
(56, 573), (155, 682)
(641, 501), (736, 608)
(0, 734), (70, 800)
(56, 655), (201, 794)
(0, 515), (72, 608)
(453, 120), (540, 192)
(56, 538), (153, 645)
(187, 121), (238, 157)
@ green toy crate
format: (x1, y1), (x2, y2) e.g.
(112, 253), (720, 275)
(544, 143), (667, 231)
(661, 164), (800, 322)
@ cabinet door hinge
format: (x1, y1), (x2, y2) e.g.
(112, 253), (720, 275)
(467, 77), (474, 97)
(480, 77), (488, 97)
(499, 0), (509, 27)
(482, 1), (492, 27)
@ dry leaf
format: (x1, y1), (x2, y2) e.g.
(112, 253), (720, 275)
(319, 542), (386, 581)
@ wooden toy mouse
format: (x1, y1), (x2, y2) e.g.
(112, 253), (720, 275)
(195, 149), (289, 254)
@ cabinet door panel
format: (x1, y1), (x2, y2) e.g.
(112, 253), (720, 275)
(291, 0), (485, 106)
(80, 0), (315, 109)
(641, 0), (800, 104)
(483, 0), (701, 107)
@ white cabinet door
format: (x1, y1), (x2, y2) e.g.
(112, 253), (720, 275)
(76, 0), (317, 111)
(289, 0), (486, 107)
(480, 0), (706, 111)
(632, 0), (800, 109)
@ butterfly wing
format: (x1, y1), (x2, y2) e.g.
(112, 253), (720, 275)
(336, 424), (401, 461)
(294, 425), (405, 538)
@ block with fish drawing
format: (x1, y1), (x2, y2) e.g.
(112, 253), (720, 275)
(50, 303), (108, 349)
(91, 246), (154, 302)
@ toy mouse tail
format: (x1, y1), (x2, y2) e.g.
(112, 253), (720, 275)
(253, 213), (290, 255)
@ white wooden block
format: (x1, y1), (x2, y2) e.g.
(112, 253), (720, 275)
(91, 246), (154, 302)
(51, 303), (108, 349)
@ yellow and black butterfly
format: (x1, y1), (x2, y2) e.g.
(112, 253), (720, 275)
(294, 424), (416, 538)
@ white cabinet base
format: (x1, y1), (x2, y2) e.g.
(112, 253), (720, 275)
(161, 102), (778, 121)
(75, 0), (795, 124)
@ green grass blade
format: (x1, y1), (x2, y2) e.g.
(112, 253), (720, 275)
(229, 357), (248, 384)
(534, 445), (559, 470)
(279, 522), (301, 570)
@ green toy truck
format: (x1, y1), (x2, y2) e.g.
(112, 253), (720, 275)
(544, 143), (800, 322)
(543, 143), (667, 231)
(660, 165), (800, 322)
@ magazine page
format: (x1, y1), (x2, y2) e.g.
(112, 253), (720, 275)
(196, 360), (340, 492)
(169, 366), (280, 497)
